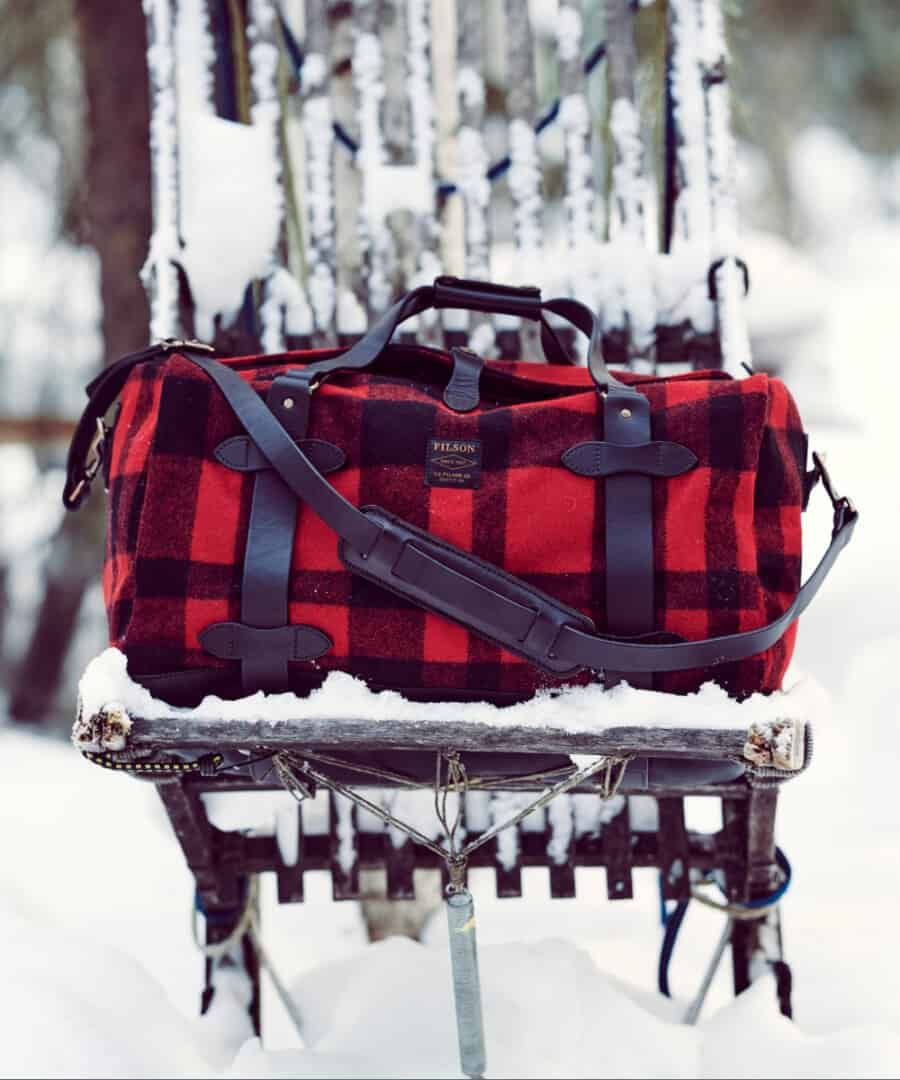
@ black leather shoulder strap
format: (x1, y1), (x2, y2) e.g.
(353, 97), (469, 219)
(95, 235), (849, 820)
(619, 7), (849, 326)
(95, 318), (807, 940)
(178, 351), (858, 679)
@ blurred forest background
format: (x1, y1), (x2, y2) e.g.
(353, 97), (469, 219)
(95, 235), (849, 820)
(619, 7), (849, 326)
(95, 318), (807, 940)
(1, 0), (899, 732)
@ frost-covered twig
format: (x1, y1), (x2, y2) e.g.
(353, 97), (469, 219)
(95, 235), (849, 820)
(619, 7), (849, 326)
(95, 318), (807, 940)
(405, 0), (442, 313)
(455, 0), (494, 354)
(248, 0), (310, 350)
(698, 0), (752, 375)
(141, 0), (182, 340)
(353, 3), (395, 318)
(557, 2), (598, 299)
(504, 0), (543, 358)
(301, 0), (338, 343)
(605, 0), (656, 367)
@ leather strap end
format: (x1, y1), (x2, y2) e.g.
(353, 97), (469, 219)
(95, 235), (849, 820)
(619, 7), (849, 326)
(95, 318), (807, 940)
(562, 440), (698, 478)
(199, 622), (333, 663)
(215, 436), (346, 475)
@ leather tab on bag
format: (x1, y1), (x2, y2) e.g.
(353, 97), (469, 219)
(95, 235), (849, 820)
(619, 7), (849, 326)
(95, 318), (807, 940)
(199, 622), (333, 663)
(562, 441), (697, 478)
(443, 347), (484, 413)
(215, 437), (346, 474)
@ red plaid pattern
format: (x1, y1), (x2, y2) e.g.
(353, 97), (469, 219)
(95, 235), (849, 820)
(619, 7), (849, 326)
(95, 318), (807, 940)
(104, 346), (806, 703)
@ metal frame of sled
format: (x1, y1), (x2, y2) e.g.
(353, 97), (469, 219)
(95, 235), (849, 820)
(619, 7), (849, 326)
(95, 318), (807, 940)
(76, 699), (808, 1041)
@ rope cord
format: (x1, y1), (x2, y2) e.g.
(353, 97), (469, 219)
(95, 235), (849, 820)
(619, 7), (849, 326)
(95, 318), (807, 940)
(192, 875), (305, 1039)
(657, 847), (792, 997)
(274, 4), (606, 197)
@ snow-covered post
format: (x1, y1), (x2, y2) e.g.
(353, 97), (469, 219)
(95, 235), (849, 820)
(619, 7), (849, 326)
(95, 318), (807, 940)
(605, 0), (656, 371)
(246, 0), (314, 352)
(406, 0), (442, 303)
(557, 2), (597, 298)
(329, 4), (367, 337)
(666, 0), (712, 250)
(301, 0), (339, 345)
(142, 0), (183, 340)
(455, 0), (494, 353)
(698, 0), (752, 375)
(504, 0), (543, 360)
(352, 0), (396, 319)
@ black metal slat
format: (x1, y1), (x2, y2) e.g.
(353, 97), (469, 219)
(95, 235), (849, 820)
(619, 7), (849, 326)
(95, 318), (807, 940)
(276, 801), (305, 903)
(547, 799), (576, 899)
(602, 800), (634, 900)
(385, 835), (417, 899)
(656, 797), (691, 901)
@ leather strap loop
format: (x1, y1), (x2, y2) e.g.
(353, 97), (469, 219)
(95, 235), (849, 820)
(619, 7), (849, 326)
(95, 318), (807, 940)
(562, 440), (697, 478)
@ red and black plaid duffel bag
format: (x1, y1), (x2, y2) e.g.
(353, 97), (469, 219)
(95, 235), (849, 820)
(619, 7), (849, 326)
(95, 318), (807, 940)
(65, 278), (857, 707)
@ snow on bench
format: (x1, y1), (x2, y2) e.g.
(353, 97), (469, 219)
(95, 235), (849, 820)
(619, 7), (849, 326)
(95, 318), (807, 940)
(73, 647), (821, 772)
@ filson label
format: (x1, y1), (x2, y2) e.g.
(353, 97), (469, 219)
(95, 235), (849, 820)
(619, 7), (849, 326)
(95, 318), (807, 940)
(425, 437), (482, 488)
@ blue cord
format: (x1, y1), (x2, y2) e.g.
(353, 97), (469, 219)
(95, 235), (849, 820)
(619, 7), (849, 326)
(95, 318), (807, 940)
(657, 847), (792, 998)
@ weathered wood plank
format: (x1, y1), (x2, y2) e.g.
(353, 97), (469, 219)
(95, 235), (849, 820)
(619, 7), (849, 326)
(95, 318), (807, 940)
(123, 711), (800, 765)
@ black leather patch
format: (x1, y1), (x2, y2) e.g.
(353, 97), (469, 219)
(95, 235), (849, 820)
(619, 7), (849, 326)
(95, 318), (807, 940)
(443, 347), (484, 412)
(215, 436), (346, 474)
(199, 622), (333, 663)
(562, 440), (697, 478)
(425, 437), (482, 488)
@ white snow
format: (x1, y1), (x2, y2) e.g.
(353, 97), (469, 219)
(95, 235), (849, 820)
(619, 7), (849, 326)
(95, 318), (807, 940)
(507, 118), (544, 282)
(77, 647), (824, 740)
(178, 113), (283, 340)
(142, 0), (182, 341)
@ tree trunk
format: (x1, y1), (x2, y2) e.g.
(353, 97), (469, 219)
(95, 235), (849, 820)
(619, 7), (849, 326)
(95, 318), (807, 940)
(10, 1), (152, 724)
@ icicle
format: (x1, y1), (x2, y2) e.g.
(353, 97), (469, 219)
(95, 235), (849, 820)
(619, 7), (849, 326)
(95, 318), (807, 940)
(698, 0), (752, 375)
(141, 0), (182, 341)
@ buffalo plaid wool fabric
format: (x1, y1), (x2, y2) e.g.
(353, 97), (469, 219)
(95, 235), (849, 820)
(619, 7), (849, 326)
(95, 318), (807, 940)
(103, 346), (807, 705)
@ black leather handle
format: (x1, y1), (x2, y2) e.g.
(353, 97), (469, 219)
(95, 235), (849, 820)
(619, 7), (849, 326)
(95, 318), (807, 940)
(294, 278), (616, 388)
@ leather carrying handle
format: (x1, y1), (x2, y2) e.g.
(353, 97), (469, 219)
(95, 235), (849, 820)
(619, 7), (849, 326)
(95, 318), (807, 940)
(293, 277), (615, 387)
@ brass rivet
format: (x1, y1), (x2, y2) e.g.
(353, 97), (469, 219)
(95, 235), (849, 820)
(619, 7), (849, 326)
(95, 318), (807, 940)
(620, 408), (632, 419)
(283, 397), (295, 410)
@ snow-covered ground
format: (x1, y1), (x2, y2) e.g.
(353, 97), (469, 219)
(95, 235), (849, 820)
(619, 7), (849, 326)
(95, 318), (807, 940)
(3, 133), (900, 1076)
